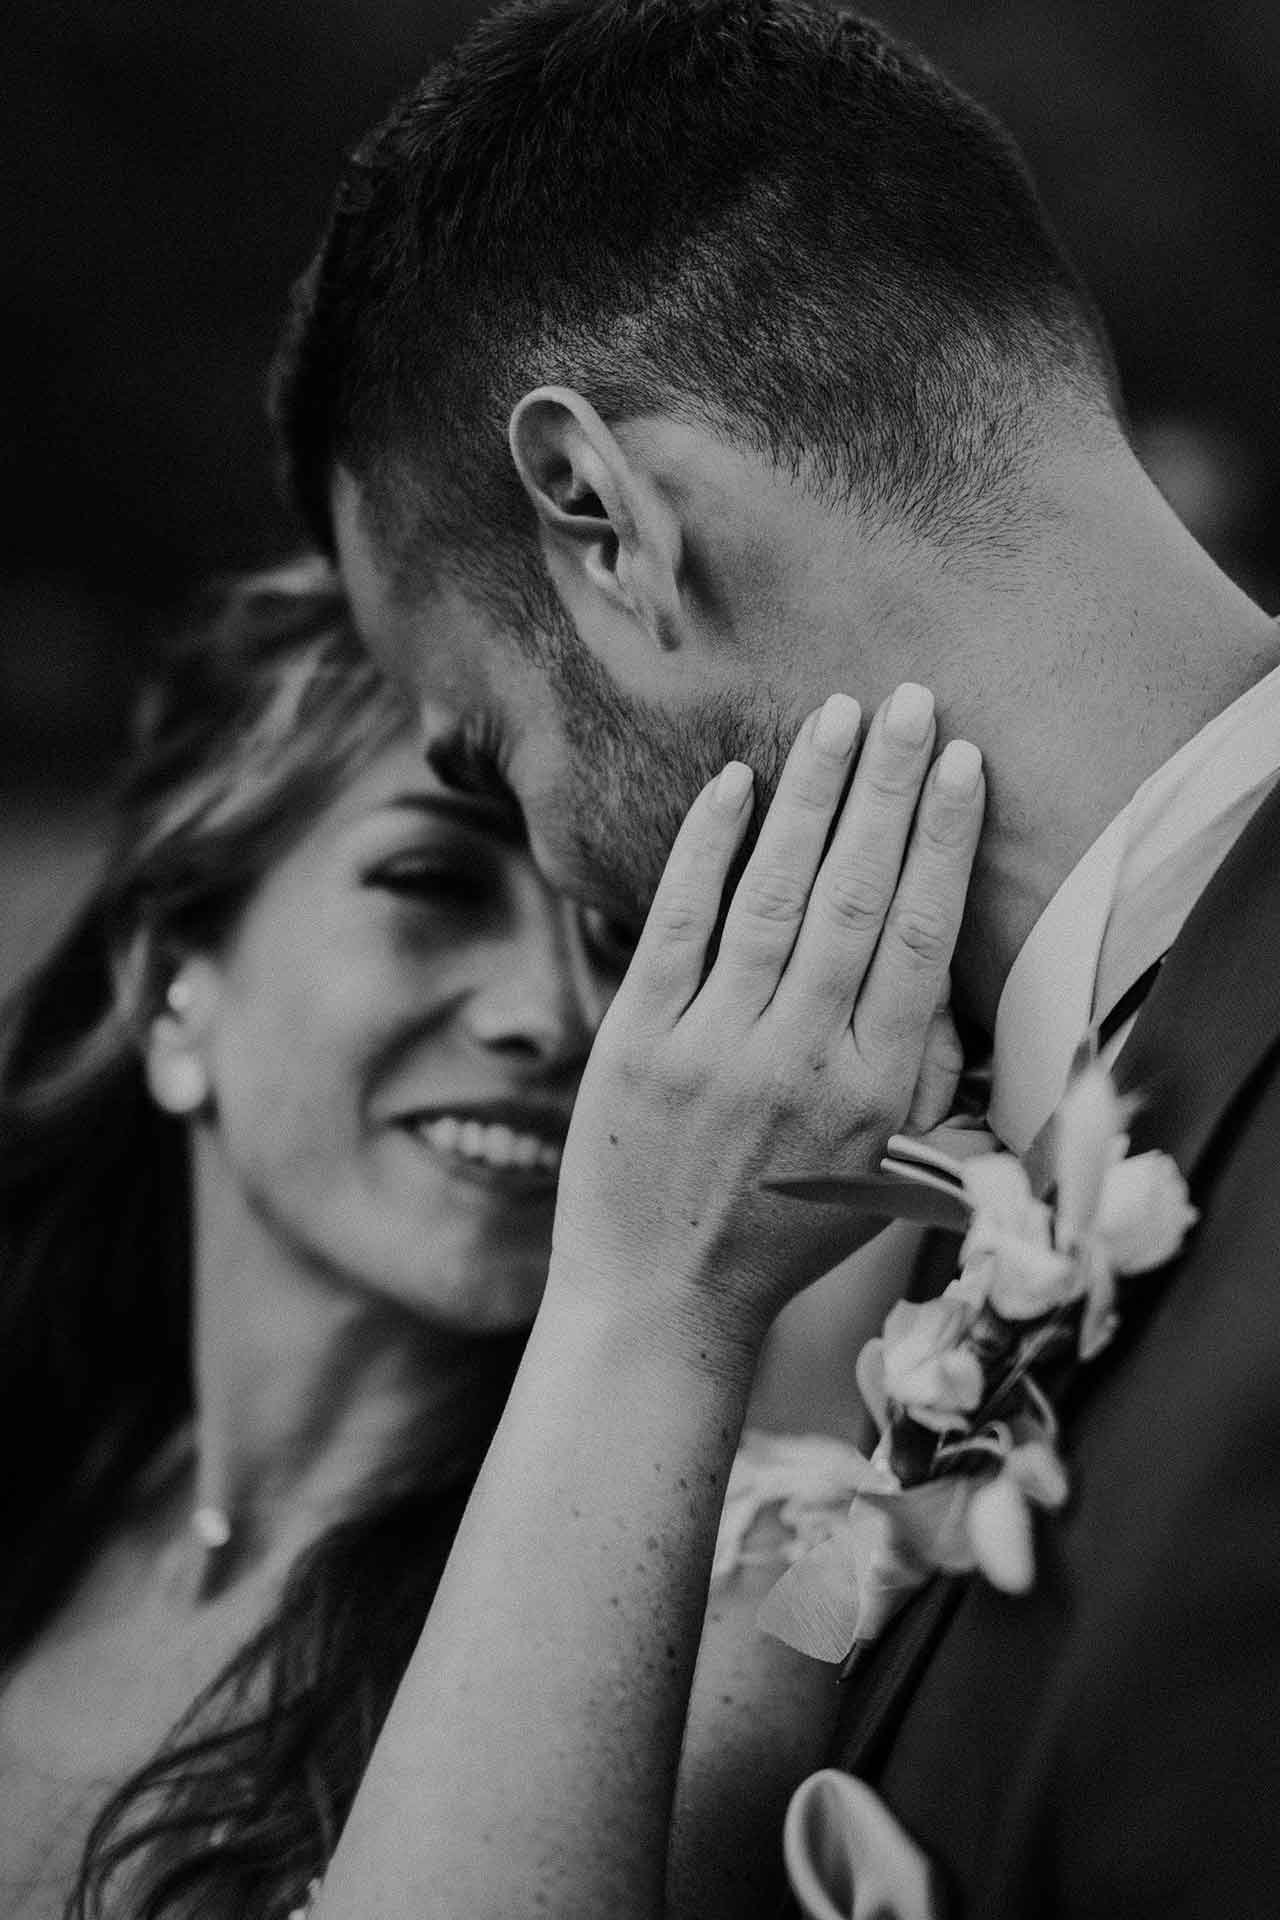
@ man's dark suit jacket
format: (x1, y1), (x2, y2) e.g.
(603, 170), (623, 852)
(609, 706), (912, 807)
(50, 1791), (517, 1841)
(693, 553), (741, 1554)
(823, 776), (1280, 1918)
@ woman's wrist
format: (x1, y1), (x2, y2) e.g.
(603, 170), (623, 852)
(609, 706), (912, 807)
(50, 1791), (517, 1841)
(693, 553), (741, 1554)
(542, 1242), (770, 1397)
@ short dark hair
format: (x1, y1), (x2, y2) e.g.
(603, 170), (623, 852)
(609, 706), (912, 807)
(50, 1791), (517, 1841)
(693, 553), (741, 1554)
(273, 0), (1120, 627)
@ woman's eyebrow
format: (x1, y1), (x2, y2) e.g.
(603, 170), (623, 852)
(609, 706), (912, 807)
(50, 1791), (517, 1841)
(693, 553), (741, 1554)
(423, 721), (527, 841)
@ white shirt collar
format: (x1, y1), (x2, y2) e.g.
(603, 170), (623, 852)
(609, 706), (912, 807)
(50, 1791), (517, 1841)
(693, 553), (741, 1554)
(988, 652), (1280, 1154)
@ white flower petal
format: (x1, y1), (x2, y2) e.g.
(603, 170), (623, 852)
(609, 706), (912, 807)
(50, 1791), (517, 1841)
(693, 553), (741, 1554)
(1095, 1152), (1198, 1273)
(757, 1514), (888, 1662)
(961, 1153), (1037, 1224)
(948, 1261), (992, 1310)
(1054, 1062), (1124, 1245)
(855, 1338), (889, 1436)
(881, 1296), (976, 1420)
(881, 1299), (914, 1345)
(885, 1328), (984, 1432)
(1077, 1244), (1119, 1360)
(1006, 1440), (1069, 1509)
(861, 1475), (980, 1576)
(966, 1470), (1036, 1593)
(784, 1771), (944, 1920)
(986, 1236), (1079, 1319)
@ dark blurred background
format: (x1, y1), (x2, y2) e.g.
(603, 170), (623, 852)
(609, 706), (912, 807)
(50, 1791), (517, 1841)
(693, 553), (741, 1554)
(4, 0), (1279, 981)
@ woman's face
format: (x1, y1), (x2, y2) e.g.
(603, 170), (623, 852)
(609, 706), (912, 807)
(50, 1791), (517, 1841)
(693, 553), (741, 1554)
(178, 731), (627, 1333)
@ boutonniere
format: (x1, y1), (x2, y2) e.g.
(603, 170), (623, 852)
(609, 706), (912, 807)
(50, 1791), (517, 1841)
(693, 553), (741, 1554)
(758, 1063), (1198, 1666)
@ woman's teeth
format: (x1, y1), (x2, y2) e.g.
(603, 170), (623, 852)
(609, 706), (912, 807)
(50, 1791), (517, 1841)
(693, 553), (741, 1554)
(415, 1116), (562, 1172)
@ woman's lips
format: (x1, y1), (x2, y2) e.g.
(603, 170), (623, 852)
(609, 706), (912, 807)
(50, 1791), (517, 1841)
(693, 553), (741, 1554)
(394, 1106), (567, 1196)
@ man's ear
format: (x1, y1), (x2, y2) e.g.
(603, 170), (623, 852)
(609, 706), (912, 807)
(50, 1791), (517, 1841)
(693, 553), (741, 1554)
(508, 387), (684, 651)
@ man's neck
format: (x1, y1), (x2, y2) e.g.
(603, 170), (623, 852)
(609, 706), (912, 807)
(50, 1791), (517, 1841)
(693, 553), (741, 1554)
(935, 451), (1280, 1038)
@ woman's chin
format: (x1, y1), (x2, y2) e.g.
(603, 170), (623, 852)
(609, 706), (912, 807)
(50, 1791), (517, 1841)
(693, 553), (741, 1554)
(261, 1148), (553, 1330)
(364, 1219), (549, 1334)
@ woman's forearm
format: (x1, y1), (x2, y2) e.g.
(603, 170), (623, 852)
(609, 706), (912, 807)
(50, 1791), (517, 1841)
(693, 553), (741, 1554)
(317, 706), (983, 1919)
(315, 1273), (760, 1920)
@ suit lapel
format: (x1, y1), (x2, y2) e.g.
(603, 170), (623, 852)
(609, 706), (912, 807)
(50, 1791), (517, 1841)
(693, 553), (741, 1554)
(832, 1573), (965, 1779)
(1116, 776), (1280, 1171)
(833, 779), (1280, 1784)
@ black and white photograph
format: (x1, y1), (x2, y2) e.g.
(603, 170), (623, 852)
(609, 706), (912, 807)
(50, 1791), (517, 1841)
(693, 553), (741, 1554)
(3, 3), (1279, 1915)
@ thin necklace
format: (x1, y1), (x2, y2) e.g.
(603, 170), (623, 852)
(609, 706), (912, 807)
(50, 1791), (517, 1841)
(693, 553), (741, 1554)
(133, 1422), (234, 1563)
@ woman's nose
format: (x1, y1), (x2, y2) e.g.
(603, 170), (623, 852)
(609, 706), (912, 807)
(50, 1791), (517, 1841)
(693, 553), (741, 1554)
(463, 899), (603, 1074)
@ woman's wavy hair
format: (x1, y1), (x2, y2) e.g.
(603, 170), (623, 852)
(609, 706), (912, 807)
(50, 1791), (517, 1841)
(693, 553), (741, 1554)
(0, 560), (524, 1918)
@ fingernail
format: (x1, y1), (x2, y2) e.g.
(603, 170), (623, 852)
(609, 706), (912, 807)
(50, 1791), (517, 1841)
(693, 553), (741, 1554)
(934, 739), (983, 799)
(714, 761), (754, 807)
(883, 682), (935, 747)
(812, 693), (862, 758)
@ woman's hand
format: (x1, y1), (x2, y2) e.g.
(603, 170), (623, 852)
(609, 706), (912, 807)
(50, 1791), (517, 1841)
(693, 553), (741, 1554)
(553, 685), (984, 1349)
(315, 694), (983, 1920)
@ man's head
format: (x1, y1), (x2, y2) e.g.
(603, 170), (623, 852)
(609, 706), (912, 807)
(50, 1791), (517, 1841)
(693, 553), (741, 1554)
(274, 0), (1124, 923)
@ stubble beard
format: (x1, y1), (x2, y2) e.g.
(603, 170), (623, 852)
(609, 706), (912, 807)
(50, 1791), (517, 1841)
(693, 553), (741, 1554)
(547, 634), (796, 928)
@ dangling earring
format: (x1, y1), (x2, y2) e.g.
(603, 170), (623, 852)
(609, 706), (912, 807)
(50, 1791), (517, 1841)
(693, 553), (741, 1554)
(191, 1503), (233, 1553)
(147, 969), (211, 1114)
(151, 1051), (209, 1114)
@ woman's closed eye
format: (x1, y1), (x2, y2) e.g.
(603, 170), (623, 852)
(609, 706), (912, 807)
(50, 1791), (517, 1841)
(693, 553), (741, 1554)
(364, 848), (491, 908)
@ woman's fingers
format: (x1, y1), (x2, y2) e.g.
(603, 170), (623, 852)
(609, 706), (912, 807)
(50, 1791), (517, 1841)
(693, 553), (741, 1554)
(851, 738), (984, 1070)
(777, 684), (939, 1022)
(711, 694), (862, 1014)
(625, 686), (980, 1085)
(559, 694), (984, 1338)
(622, 761), (756, 1018)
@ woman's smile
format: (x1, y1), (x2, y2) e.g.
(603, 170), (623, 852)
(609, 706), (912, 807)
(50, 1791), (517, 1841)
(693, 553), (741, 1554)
(388, 1097), (569, 1198)
(175, 728), (624, 1325)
